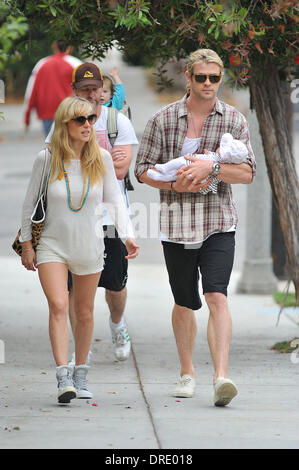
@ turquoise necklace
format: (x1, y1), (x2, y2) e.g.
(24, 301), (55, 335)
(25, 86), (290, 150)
(62, 162), (90, 212)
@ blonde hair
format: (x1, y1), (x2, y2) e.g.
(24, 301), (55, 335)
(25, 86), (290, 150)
(103, 75), (115, 95)
(49, 96), (105, 186)
(185, 49), (224, 92)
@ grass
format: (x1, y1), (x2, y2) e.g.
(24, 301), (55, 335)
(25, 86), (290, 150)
(273, 291), (297, 308)
(271, 338), (299, 353)
(271, 291), (298, 353)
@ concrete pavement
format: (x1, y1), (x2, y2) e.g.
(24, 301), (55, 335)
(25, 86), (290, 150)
(0, 51), (299, 452)
(0, 257), (298, 450)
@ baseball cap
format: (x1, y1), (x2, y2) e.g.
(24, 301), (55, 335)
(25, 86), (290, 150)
(72, 62), (103, 88)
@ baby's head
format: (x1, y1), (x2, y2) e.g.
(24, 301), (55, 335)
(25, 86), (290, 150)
(100, 75), (115, 104)
(220, 133), (248, 163)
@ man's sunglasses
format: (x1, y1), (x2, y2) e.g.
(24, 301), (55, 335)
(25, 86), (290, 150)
(71, 114), (97, 125)
(193, 74), (222, 84)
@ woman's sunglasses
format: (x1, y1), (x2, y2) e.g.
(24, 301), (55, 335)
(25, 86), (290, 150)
(193, 74), (222, 84)
(71, 114), (97, 126)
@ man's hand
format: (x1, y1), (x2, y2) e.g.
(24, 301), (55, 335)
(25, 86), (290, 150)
(174, 173), (213, 193)
(110, 145), (133, 180)
(125, 238), (139, 259)
(178, 151), (214, 187)
(111, 147), (126, 162)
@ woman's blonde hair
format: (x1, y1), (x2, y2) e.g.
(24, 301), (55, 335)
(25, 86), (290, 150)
(185, 49), (224, 93)
(49, 96), (105, 185)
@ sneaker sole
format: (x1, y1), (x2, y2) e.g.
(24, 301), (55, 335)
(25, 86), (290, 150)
(115, 353), (130, 361)
(172, 391), (194, 398)
(214, 382), (238, 406)
(76, 391), (93, 399)
(58, 387), (77, 404)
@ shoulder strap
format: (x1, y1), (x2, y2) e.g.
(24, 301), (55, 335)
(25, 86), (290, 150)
(106, 108), (134, 191)
(107, 107), (118, 146)
(39, 148), (51, 198)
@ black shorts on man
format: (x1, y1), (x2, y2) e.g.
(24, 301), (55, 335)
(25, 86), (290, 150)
(67, 225), (128, 292)
(162, 232), (235, 311)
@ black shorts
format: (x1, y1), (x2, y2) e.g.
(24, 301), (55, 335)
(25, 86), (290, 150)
(68, 225), (128, 292)
(162, 232), (235, 311)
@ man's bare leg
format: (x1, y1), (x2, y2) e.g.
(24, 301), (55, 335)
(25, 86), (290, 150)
(205, 292), (237, 406)
(172, 303), (197, 377)
(106, 287), (131, 361)
(171, 303), (197, 397)
(205, 292), (232, 381)
(105, 287), (127, 324)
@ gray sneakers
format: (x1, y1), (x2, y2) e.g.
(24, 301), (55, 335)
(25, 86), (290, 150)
(56, 364), (92, 402)
(56, 365), (77, 404)
(73, 364), (93, 399)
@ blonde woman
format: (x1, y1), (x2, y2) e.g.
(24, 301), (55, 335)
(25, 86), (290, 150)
(20, 96), (139, 404)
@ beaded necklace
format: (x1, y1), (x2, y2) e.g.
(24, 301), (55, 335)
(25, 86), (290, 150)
(62, 162), (90, 212)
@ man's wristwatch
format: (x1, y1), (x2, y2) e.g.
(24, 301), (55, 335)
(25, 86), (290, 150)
(211, 162), (220, 176)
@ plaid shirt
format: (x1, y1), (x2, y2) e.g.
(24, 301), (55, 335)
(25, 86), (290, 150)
(135, 96), (256, 242)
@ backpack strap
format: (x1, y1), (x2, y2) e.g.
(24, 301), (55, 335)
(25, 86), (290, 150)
(106, 107), (134, 191)
(107, 107), (118, 146)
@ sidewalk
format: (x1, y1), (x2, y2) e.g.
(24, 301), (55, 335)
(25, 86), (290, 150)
(0, 256), (298, 450)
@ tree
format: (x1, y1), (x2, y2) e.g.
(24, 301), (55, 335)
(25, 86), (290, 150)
(0, 2), (27, 117)
(0, 3), (27, 73)
(6, 0), (299, 300)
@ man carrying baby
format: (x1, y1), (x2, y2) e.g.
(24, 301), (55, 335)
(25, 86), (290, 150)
(135, 48), (256, 406)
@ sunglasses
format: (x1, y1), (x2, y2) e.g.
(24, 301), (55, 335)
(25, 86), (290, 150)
(193, 74), (222, 84)
(71, 114), (97, 126)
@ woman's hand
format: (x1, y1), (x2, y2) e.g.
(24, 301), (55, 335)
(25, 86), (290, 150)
(125, 238), (139, 259)
(21, 242), (37, 271)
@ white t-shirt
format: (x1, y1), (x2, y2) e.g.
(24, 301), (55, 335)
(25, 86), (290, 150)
(92, 107), (138, 225)
(45, 105), (138, 226)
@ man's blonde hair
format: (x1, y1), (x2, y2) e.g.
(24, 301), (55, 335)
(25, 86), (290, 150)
(185, 49), (224, 92)
(49, 96), (106, 186)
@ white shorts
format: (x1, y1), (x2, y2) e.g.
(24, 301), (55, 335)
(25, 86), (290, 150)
(36, 244), (104, 275)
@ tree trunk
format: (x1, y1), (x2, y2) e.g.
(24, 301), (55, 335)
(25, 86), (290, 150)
(250, 65), (299, 302)
(271, 81), (293, 280)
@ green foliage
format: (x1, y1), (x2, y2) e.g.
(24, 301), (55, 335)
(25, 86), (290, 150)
(5, 0), (299, 88)
(0, 2), (28, 72)
(109, 0), (152, 29)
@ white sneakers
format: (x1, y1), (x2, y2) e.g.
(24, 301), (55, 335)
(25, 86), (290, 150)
(213, 377), (238, 406)
(111, 324), (131, 361)
(172, 374), (238, 406)
(172, 374), (196, 398)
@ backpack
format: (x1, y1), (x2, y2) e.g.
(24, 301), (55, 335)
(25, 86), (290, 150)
(119, 100), (132, 121)
(107, 106), (134, 191)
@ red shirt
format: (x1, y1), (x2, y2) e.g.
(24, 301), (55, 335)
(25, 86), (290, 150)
(24, 52), (81, 124)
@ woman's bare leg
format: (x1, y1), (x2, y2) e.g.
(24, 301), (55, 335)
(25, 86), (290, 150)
(38, 262), (69, 365)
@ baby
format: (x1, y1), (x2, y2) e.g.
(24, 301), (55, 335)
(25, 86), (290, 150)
(100, 67), (126, 111)
(147, 133), (248, 194)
